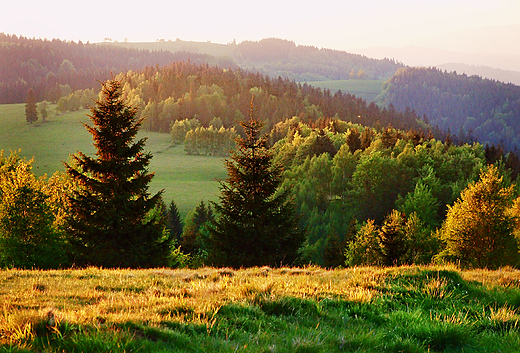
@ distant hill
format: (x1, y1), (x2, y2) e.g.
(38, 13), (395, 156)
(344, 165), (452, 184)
(106, 38), (404, 82)
(0, 33), (233, 104)
(436, 63), (520, 86)
(375, 67), (520, 150)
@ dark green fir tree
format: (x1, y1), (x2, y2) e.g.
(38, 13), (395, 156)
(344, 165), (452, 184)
(65, 79), (172, 268)
(25, 88), (38, 123)
(208, 99), (304, 268)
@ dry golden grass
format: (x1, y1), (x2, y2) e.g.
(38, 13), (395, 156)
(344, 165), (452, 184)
(2, 265), (520, 351)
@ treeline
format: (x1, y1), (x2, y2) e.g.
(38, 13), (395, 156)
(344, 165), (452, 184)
(0, 33), (231, 104)
(106, 61), (429, 138)
(269, 117), (520, 267)
(376, 67), (520, 151)
(234, 38), (404, 81)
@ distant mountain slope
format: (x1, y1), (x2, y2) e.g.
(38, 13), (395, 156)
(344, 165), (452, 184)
(436, 63), (520, 86)
(107, 38), (405, 82)
(376, 67), (520, 150)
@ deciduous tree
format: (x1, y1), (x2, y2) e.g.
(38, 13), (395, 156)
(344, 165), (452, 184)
(438, 165), (519, 268)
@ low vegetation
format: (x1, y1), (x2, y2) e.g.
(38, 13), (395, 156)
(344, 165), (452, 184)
(0, 104), (225, 216)
(2, 265), (520, 352)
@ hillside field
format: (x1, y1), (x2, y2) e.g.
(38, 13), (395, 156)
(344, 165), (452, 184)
(304, 80), (385, 102)
(0, 104), (226, 216)
(2, 265), (520, 352)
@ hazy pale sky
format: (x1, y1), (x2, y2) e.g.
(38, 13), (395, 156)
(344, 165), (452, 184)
(3, 0), (519, 54)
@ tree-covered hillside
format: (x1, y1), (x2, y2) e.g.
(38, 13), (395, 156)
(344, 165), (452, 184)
(96, 61), (429, 136)
(0, 34), (233, 104)
(233, 38), (404, 82)
(110, 38), (405, 82)
(376, 67), (520, 150)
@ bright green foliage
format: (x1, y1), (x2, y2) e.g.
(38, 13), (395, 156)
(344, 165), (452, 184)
(345, 211), (438, 267)
(208, 105), (304, 268)
(438, 165), (519, 269)
(379, 210), (408, 266)
(0, 151), (66, 268)
(396, 181), (441, 230)
(344, 220), (382, 266)
(25, 88), (38, 123)
(170, 118), (201, 144)
(64, 79), (172, 268)
(184, 125), (237, 156)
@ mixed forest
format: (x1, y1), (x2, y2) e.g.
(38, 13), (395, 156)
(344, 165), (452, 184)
(4, 34), (520, 353)
(2, 34), (520, 271)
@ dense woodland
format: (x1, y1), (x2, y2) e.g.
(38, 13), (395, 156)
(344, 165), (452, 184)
(0, 33), (233, 104)
(376, 67), (520, 150)
(110, 62), (429, 136)
(233, 38), (403, 81)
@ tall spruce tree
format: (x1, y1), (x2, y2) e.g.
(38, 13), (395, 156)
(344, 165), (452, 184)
(65, 79), (172, 268)
(25, 88), (38, 123)
(208, 99), (304, 268)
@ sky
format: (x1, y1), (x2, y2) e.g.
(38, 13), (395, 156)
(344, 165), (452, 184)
(3, 0), (520, 69)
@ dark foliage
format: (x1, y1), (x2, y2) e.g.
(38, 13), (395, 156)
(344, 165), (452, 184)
(64, 79), (172, 268)
(377, 67), (520, 150)
(25, 88), (38, 123)
(181, 200), (213, 256)
(167, 200), (184, 243)
(208, 102), (304, 268)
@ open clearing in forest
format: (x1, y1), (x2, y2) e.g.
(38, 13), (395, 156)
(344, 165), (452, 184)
(0, 104), (226, 216)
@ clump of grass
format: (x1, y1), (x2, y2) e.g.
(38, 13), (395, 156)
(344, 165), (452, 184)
(2, 265), (520, 352)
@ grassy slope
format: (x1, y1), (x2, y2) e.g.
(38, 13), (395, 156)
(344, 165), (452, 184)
(0, 104), (226, 216)
(2, 265), (520, 352)
(303, 79), (385, 102)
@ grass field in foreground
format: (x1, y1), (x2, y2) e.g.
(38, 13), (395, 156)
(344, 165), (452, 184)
(1, 265), (520, 352)
(0, 104), (226, 216)
(304, 79), (385, 102)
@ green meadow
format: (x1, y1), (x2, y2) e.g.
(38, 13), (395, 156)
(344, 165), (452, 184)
(304, 80), (385, 102)
(0, 104), (226, 216)
(2, 265), (520, 352)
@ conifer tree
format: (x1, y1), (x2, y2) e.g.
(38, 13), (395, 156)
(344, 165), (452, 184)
(65, 79), (172, 268)
(25, 88), (38, 123)
(167, 199), (184, 242)
(208, 99), (304, 268)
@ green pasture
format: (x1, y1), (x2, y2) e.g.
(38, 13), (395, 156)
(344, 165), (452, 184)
(0, 104), (226, 216)
(3, 265), (520, 352)
(304, 79), (385, 102)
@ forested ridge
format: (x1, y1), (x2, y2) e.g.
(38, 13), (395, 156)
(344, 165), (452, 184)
(103, 61), (428, 136)
(233, 38), (403, 81)
(0, 33), (233, 104)
(376, 67), (520, 150)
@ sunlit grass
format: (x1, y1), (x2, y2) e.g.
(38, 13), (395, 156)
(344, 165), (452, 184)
(0, 104), (226, 216)
(2, 265), (520, 352)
